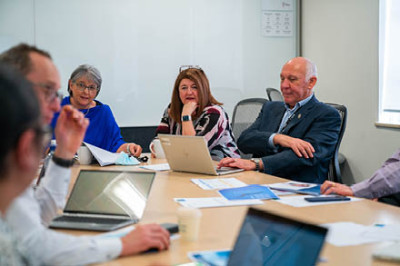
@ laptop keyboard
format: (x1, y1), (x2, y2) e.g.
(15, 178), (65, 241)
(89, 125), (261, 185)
(54, 215), (130, 224)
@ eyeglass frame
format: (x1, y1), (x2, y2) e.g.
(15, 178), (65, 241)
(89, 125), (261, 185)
(179, 65), (203, 73)
(73, 81), (99, 93)
(33, 82), (63, 103)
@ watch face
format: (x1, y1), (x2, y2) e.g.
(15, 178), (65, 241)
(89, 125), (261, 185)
(182, 115), (191, 121)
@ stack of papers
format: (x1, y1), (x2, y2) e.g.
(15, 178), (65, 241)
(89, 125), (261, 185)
(84, 142), (140, 166)
(191, 178), (247, 190)
(174, 197), (263, 208)
(268, 181), (321, 196)
(140, 163), (170, 171)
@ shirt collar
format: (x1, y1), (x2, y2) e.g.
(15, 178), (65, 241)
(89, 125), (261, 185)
(284, 93), (314, 111)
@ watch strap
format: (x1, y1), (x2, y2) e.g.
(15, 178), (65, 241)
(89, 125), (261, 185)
(52, 154), (75, 168)
(251, 158), (260, 172)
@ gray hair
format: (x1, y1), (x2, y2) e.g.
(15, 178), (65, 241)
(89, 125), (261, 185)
(68, 64), (102, 96)
(304, 57), (318, 80)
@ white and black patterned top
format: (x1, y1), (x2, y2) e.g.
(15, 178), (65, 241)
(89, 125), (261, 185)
(156, 104), (240, 160)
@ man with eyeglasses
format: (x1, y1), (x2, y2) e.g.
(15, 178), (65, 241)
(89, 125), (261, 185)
(0, 44), (170, 264)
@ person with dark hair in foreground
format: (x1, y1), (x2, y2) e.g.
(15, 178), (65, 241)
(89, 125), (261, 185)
(0, 63), (43, 265)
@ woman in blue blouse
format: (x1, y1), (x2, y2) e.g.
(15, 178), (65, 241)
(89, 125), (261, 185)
(51, 64), (142, 156)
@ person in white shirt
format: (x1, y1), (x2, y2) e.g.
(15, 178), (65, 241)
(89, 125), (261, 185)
(0, 63), (44, 265)
(0, 43), (170, 265)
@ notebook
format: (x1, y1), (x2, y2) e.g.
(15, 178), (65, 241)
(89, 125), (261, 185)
(227, 208), (328, 266)
(158, 134), (243, 176)
(50, 170), (155, 231)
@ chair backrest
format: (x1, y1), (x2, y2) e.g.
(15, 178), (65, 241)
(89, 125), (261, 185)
(266, 87), (284, 102)
(231, 98), (268, 158)
(325, 103), (347, 183)
(120, 126), (158, 153)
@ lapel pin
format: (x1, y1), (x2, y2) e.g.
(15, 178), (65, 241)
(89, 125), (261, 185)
(298, 114), (302, 119)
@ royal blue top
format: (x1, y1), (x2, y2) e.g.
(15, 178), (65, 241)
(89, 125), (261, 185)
(51, 97), (125, 152)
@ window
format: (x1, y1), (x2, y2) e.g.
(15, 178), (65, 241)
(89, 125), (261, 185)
(378, 0), (400, 126)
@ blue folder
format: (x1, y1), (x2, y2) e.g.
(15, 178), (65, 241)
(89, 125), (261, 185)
(219, 185), (279, 201)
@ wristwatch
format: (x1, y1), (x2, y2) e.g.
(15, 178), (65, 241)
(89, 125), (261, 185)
(181, 115), (191, 122)
(250, 158), (260, 172)
(52, 154), (76, 168)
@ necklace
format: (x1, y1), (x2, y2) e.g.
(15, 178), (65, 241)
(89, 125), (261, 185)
(81, 107), (90, 117)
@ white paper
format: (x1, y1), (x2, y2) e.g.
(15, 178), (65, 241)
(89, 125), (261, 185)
(322, 222), (382, 247)
(191, 178), (247, 190)
(84, 142), (120, 166)
(362, 224), (400, 241)
(276, 195), (362, 208)
(140, 163), (170, 171)
(268, 181), (318, 191)
(174, 197), (263, 209)
(261, 11), (294, 37)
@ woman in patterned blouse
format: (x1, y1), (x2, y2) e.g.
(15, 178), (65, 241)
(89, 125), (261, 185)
(155, 66), (240, 160)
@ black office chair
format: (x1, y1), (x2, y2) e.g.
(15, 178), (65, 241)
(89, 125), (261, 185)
(266, 87), (284, 102)
(120, 126), (158, 153)
(231, 98), (268, 158)
(325, 103), (347, 183)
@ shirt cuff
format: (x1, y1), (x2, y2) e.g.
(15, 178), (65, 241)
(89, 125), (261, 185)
(39, 160), (71, 195)
(94, 237), (122, 261)
(268, 133), (276, 149)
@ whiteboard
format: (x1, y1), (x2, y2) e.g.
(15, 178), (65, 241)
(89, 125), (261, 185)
(0, 0), (299, 126)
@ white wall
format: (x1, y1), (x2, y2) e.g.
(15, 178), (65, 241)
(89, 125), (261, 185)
(0, 0), (298, 127)
(302, 0), (400, 183)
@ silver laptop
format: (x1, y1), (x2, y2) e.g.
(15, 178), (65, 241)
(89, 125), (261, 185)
(50, 170), (155, 231)
(158, 134), (243, 176)
(227, 208), (328, 266)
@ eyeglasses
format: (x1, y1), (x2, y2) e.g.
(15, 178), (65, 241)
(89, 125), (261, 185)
(34, 83), (62, 103)
(74, 81), (99, 93)
(179, 65), (203, 72)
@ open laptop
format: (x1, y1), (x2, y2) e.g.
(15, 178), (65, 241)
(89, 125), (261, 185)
(50, 170), (155, 231)
(158, 134), (243, 176)
(227, 208), (328, 266)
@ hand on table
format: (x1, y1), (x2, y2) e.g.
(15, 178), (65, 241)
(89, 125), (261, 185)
(120, 224), (170, 256)
(320, 181), (354, 196)
(218, 157), (257, 171)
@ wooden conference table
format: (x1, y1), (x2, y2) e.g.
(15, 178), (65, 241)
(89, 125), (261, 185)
(61, 157), (400, 266)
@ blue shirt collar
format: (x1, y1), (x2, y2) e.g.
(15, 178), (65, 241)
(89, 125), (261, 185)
(284, 93), (314, 111)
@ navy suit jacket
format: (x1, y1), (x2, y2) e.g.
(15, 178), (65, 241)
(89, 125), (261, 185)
(237, 96), (341, 183)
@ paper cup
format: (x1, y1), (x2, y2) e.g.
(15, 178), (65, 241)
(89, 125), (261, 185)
(177, 207), (202, 241)
(77, 146), (93, 164)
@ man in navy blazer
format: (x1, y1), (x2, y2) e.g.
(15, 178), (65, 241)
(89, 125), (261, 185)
(218, 57), (341, 183)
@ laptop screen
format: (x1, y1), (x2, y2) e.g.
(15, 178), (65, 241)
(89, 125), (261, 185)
(64, 170), (155, 219)
(227, 208), (327, 266)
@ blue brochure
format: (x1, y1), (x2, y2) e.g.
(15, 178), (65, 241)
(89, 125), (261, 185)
(218, 185), (279, 201)
(188, 249), (231, 266)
